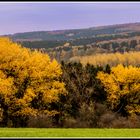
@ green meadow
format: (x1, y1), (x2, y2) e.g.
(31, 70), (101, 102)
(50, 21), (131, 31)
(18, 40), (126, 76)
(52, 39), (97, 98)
(0, 128), (140, 138)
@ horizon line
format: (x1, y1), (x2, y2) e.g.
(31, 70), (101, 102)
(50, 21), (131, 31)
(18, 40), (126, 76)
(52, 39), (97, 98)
(1, 21), (140, 36)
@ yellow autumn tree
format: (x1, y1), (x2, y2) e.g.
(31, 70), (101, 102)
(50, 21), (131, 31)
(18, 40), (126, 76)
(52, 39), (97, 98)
(97, 64), (140, 116)
(0, 37), (66, 127)
(70, 51), (140, 67)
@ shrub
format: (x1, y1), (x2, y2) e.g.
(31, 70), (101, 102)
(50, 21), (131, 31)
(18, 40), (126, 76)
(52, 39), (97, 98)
(27, 114), (54, 128)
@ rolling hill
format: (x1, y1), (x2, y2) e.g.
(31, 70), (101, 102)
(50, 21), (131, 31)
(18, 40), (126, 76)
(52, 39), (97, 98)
(3, 22), (140, 42)
(2, 22), (140, 62)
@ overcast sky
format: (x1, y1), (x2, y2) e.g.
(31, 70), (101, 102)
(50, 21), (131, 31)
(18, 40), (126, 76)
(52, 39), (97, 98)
(0, 2), (140, 35)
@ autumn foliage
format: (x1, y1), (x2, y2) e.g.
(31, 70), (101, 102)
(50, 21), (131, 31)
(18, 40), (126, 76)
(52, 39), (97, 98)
(0, 37), (140, 128)
(70, 51), (140, 67)
(0, 38), (66, 127)
(97, 64), (140, 116)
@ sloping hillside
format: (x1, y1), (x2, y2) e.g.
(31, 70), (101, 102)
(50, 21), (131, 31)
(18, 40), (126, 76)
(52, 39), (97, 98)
(3, 22), (140, 42)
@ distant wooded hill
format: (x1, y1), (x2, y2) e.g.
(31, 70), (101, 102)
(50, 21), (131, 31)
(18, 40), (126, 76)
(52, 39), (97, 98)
(3, 22), (140, 42)
(2, 22), (140, 62)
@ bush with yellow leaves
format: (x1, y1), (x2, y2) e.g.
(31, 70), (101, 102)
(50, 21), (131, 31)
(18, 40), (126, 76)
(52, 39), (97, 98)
(97, 64), (140, 116)
(0, 38), (66, 127)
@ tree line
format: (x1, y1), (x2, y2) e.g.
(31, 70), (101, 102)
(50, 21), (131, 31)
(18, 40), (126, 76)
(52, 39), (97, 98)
(0, 38), (140, 128)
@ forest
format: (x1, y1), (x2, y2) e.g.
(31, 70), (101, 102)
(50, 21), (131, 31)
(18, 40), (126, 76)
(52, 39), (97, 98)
(3, 22), (140, 63)
(0, 37), (140, 128)
(16, 31), (140, 62)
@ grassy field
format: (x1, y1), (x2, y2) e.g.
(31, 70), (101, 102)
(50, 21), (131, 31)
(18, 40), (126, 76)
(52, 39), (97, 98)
(0, 128), (140, 138)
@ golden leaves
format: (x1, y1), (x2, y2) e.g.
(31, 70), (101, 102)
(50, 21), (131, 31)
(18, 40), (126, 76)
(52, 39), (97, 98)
(71, 51), (140, 67)
(97, 64), (140, 115)
(0, 37), (66, 120)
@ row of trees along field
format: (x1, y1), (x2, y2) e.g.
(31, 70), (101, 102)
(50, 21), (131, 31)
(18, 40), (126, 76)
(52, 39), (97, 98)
(70, 51), (140, 67)
(0, 37), (140, 128)
(20, 34), (140, 62)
